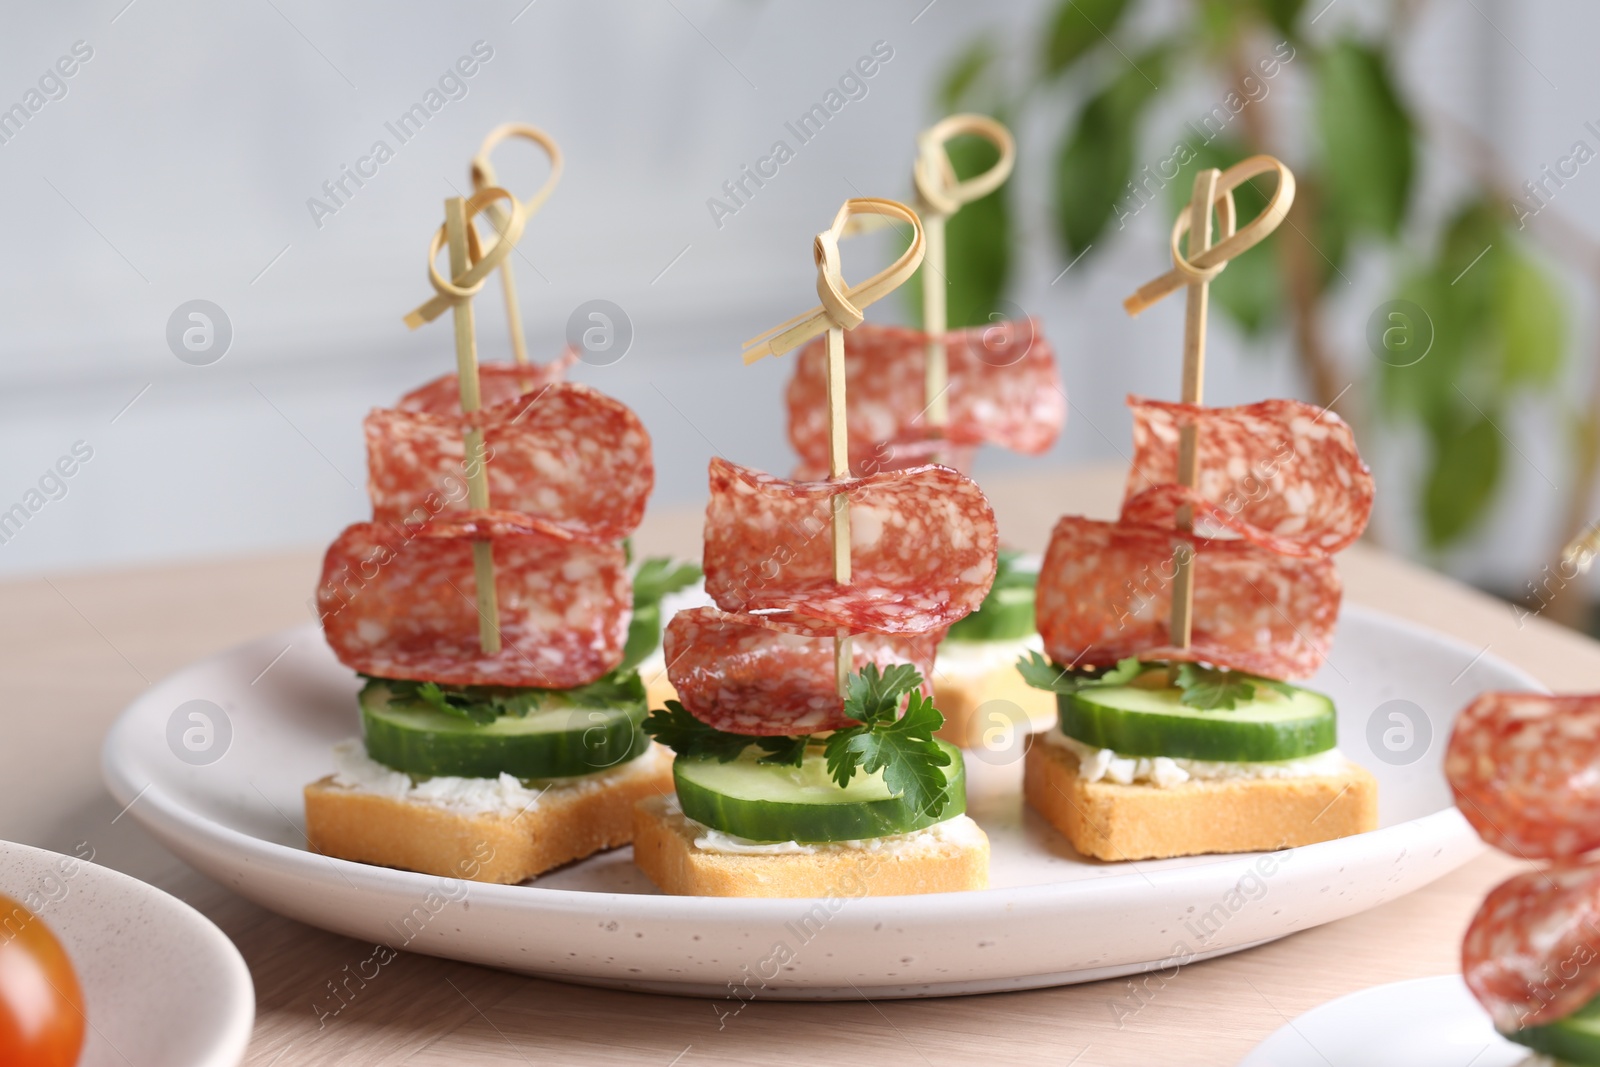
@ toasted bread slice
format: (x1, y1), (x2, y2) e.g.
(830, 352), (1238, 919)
(305, 746), (674, 884)
(1023, 736), (1378, 862)
(631, 795), (990, 898)
(933, 654), (1058, 749)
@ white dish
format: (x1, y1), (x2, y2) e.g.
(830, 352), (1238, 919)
(1238, 974), (1529, 1066)
(101, 604), (1537, 999)
(0, 839), (253, 1067)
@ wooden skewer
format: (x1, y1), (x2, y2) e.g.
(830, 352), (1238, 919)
(469, 123), (565, 371)
(444, 197), (502, 655)
(1122, 155), (1295, 650)
(1169, 167), (1221, 648)
(911, 115), (1015, 437)
(404, 187), (528, 656)
(743, 198), (926, 694)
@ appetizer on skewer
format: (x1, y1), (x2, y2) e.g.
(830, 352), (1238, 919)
(1022, 156), (1378, 861)
(632, 198), (998, 898)
(1448, 690), (1600, 1060)
(304, 133), (672, 885)
(784, 116), (1066, 750)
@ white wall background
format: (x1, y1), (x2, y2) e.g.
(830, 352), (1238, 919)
(0, 0), (1591, 597)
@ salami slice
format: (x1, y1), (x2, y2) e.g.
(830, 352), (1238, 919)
(791, 436), (977, 483)
(702, 457), (998, 635)
(663, 606), (937, 734)
(1462, 863), (1600, 1032)
(1121, 396), (1373, 558)
(317, 522), (629, 688)
(396, 352), (576, 414)
(787, 320), (1065, 478)
(365, 381), (653, 544)
(1446, 692), (1600, 859)
(1034, 516), (1341, 680)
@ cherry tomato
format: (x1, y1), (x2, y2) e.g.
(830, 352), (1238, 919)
(0, 894), (85, 1067)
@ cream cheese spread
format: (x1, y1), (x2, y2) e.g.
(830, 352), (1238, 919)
(1044, 729), (1349, 788)
(668, 794), (987, 856)
(329, 738), (664, 818)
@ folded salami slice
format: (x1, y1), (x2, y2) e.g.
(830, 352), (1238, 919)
(317, 522), (629, 689)
(365, 381), (653, 544)
(1120, 396), (1373, 558)
(1463, 863), (1600, 1032)
(791, 437), (977, 483)
(663, 607), (937, 735)
(1035, 516), (1340, 680)
(1447, 692), (1600, 859)
(702, 457), (998, 635)
(396, 353), (577, 415)
(786, 320), (1065, 478)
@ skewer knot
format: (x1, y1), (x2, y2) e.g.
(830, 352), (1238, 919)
(403, 187), (526, 329)
(911, 114), (1015, 221)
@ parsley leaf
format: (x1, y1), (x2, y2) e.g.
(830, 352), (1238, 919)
(1099, 656), (1146, 686)
(755, 734), (811, 767)
(375, 671), (645, 726)
(1017, 652), (1145, 695)
(632, 557), (702, 606)
(844, 663), (923, 726)
(1173, 663), (1287, 710)
(619, 557), (702, 672)
(642, 702), (763, 762)
(414, 681), (499, 725)
(826, 689), (953, 820)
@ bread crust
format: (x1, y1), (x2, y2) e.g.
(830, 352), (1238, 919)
(1023, 737), (1378, 861)
(304, 750), (674, 884)
(631, 795), (990, 898)
(933, 657), (1058, 748)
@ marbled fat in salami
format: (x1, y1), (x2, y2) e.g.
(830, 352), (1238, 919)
(317, 522), (629, 688)
(786, 320), (1065, 478)
(663, 607), (938, 735)
(1463, 863), (1600, 1032)
(1034, 516), (1340, 680)
(1120, 396), (1373, 558)
(396, 353), (576, 415)
(365, 381), (653, 544)
(1447, 692), (1600, 859)
(702, 457), (998, 635)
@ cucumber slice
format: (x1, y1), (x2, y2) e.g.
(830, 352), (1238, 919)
(945, 584), (1036, 642)
(674, 742), (966, 843)
(1059, 683), (1336, 762)
(1509, 994), (1600, 1063)
(360, 677), (648, 780)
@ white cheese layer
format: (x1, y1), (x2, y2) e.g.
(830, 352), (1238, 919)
(1044, 729), (1349, 789)
(935, 634), (1043, 675)
(329, 738), (665, 818)
(663, 794), (987, 856)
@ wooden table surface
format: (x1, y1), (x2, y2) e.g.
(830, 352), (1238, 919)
(4, 463), (1590, 1067)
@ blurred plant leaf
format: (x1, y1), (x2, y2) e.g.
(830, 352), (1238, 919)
(1497, 247), (1565, 388)
(940, 37), (997, 113)
(1315, 39), (1414, 236)
(904, 133), (1013, 330)
(1252, 0), (1305, 38)
(1166, 139), (1282, 336)
(1043, 0), (1132, 76)
(1053, 47), (1167, 256)
(1422, 412), (1502, 549)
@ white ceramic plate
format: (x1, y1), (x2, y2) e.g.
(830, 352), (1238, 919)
(1238, 975), (1531, 1066)
(0, 840), (253, 1067)
(101, 605), (1537, 999)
